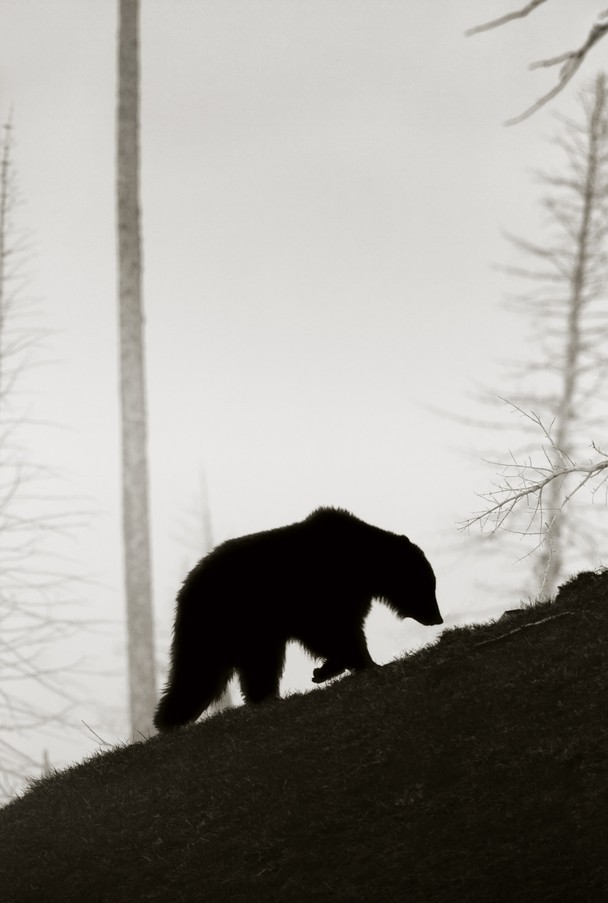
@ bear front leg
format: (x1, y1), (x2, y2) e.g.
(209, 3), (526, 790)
(311, 658), (347, 683)
(311, 625), (374, 684)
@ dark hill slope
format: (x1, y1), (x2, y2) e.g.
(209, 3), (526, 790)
(1, 571), (607, 902)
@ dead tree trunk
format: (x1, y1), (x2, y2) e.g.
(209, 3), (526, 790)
(116, 0), (156, 737)
(534, 73), (608, 596)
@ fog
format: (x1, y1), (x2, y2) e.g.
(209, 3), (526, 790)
(0, 1), (602, 788)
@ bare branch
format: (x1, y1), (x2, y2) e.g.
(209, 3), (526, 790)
(464, 456), (608, 533)
(467, 4), (608, 123)
(463, 403), (608, 540)
(466, 0), (549, 37)
(505, 21), (608, 126)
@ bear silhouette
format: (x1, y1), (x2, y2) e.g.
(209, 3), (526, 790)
(154, 507), (442, 731)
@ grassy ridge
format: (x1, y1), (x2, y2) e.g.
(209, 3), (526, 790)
(1, 571), (607, 902)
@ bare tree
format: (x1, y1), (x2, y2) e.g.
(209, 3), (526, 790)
(465, 75), (608, 596)
(116, 0), (156, 738)
(467, 3), (608, 124)
(0, 116), (86, 799)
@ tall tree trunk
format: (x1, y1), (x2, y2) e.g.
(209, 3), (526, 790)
(116, 0), (156, 737)
(0, 118), (10, 402)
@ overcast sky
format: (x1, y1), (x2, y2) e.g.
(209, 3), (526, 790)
(0, 1), (605, 774)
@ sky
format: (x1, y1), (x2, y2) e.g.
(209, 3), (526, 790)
(0, 1), (606, 781)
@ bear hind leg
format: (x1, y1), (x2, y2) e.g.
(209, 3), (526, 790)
(238, 644), (285, 705)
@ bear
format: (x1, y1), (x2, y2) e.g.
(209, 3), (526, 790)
(154, 506), (442, 732)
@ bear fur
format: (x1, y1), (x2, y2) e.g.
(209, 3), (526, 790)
(154, 507), (442, 732)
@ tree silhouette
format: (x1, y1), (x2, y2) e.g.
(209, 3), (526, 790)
(0, 115), (87, 799)
(466, 75), (608, 596)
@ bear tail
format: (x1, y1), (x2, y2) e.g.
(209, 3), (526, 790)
(154, 641), (233, 732)
(153, 666), (231, 732)
(154, 574), (232, 732)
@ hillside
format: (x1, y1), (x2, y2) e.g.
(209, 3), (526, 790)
(1, 571), (607, 902)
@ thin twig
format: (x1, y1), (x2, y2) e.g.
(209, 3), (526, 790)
(473, 610), (575, 648)
(467, 4), (608, 124)
(506, 22), (608, 126)
(466, 0), (549, 37)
